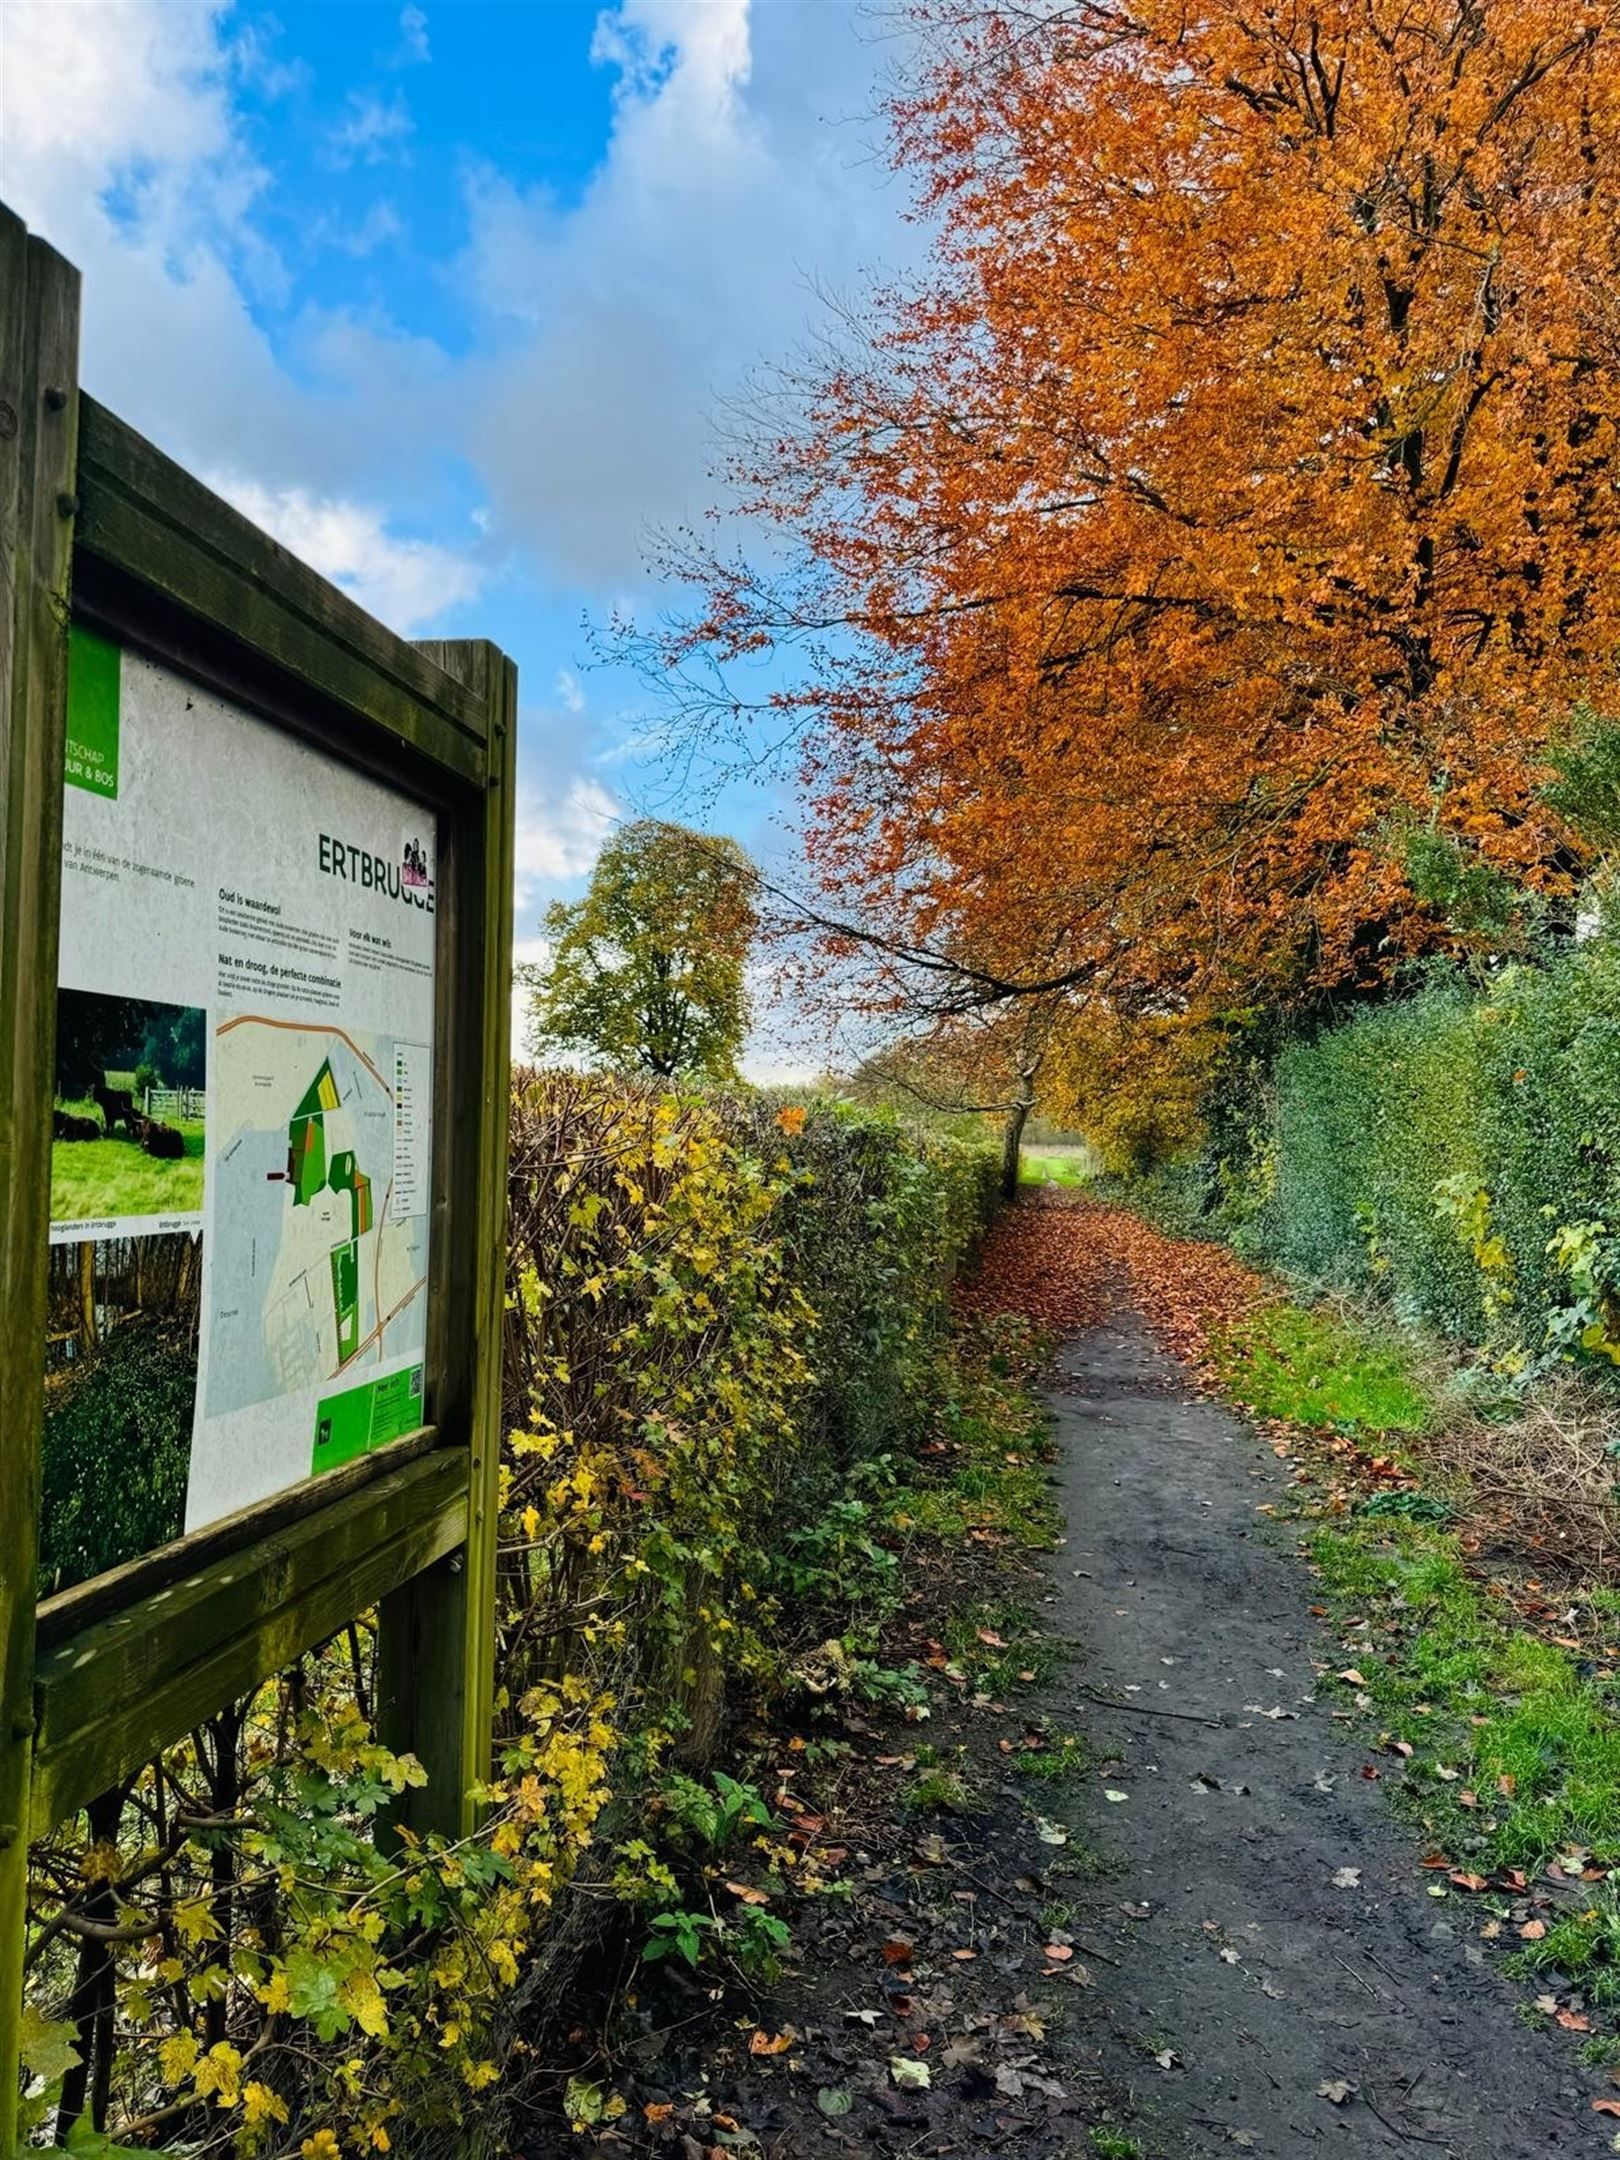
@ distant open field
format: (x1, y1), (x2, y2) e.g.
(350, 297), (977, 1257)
(1019, 1145), (1095, 1189)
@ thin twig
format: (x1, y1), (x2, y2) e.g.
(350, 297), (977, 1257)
(1073, 1684), (1224, 1728)
(1332, 1950), (1381, 1999)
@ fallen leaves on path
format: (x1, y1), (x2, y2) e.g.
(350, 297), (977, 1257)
(956, 1195), (1115, 1334)
(961, 1197), (1267, 1375)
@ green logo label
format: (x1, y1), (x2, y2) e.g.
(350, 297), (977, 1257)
(312, 1364), (426, 1475)
(65, 625), (121, 799)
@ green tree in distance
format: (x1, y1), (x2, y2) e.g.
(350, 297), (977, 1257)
(528, 820), (757, 1079)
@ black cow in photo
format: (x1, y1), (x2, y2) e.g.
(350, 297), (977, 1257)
(53, 1110), (100, 1141)
(93, 1082), (136, 1138)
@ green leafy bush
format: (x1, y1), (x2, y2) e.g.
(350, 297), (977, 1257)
(1236, 926), (1620, 1364)
(39, 1318), (192, 1593)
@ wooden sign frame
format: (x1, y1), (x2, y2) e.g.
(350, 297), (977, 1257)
(0, 206), (516, 2147)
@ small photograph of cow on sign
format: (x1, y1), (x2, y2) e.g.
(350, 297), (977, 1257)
(51, 987), (206, 1226)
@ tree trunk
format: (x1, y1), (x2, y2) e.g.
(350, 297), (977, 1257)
(1000, 1075), (1035, 1203)
(54, 1786), (127, 2142)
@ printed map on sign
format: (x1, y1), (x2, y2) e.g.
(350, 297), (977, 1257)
(204, 1017), (430, 1424)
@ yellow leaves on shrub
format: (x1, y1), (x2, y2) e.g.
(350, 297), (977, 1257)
(173, 1896), (222, 1946)
(241, 2081), (289, 2129)
(338, 1966), (390, 2039)
(191, 2039), (243, 2107)
(158, 2031), (199, 2087)
(22, 1077), (996, 2159)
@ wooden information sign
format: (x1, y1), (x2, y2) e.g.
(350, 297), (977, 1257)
(0, 204), (516, 2148)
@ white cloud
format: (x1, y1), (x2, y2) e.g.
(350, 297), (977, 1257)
(398, 6), (431, 65)
(1, 1), (250, 247)
(589, 0), (752, 110)
(513, 778), (618, 902)
(510, 931), (552, 1063)
(311, 200), (404, 258)
(209, 477), (482, 636)
(739, 1047), (821, 1085)
(328, 89), (413, 167)
(0, 5), (354, 486)
(1, 0), (906, 979)
(2, 0), (908, 607)
(459, 0), (914, 587)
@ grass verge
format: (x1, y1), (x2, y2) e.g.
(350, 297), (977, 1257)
(1203, 1279), (1620, 2049)
(1212, 1302), (1432, 1437)
(893, 1312), (1059, 1553)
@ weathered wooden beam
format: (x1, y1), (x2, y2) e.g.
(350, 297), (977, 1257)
(377, 640), (516, 1838)
(74, 400), (490, 788)
(36, 1423), (439, 1651)
(0, 205), (80, 2158)
(31, 1447), (468, 1833)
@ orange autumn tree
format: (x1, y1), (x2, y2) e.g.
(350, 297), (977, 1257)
(640, 0), (1620, 1057)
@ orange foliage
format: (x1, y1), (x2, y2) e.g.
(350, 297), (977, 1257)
(659, 0), (1620, 1026)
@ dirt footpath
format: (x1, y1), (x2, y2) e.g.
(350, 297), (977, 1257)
(1047, 1310), (1596, 2155)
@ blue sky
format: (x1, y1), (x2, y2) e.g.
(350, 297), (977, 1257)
(0, 0), (916, 1074)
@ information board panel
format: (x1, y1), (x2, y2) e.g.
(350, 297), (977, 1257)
(47, 625), (437, 1580)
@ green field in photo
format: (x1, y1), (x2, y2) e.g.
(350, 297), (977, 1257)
(50, 1114), (205, 1221)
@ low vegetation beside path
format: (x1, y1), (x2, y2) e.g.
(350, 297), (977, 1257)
(1024, 1192), (1620, 2087)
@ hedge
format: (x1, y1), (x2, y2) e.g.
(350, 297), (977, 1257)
(1248, 928), (1620, 1360)
(22, 1076), (1000, 2154)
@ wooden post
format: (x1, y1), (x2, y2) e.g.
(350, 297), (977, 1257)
(377, 640), (515, 1837)
(0, 207), (80, 2154)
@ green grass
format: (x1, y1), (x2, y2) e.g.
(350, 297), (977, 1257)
(1087, 2130), (1142, 2160)
(1511, 1888), (1620, 2005)
(941, 1599), (1065, 1693)
(1019, 1148), (1093, 1188)
(1309, 1516), (1620, 1872)
(1019, 1733), (1089, 1784)
(1199, 1278), (1620, 2042)
(893, 1315), (1058, 1551)
(50, 1118), (205, 1221)
(902, 1766), (979, 1815)
(1212, 1304), (1432, 1436)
